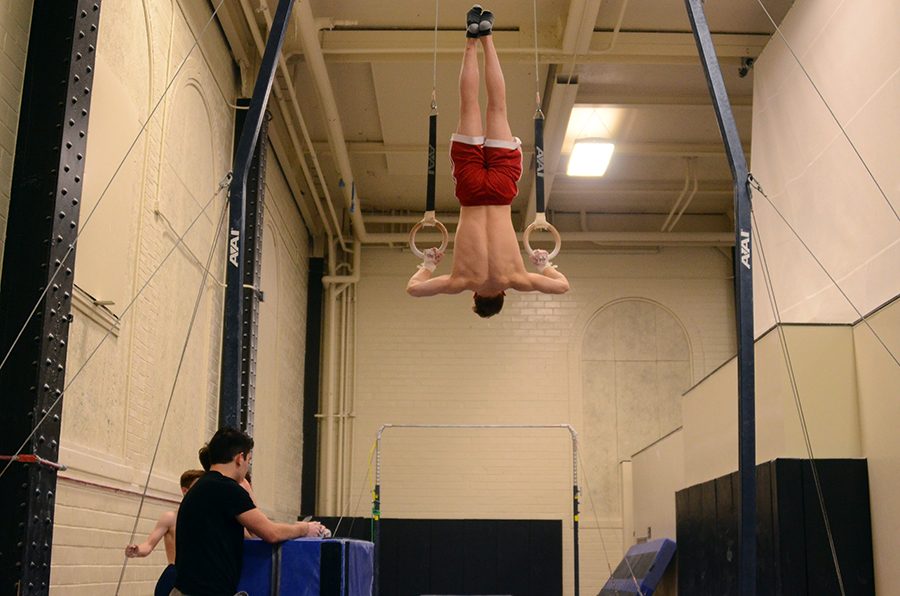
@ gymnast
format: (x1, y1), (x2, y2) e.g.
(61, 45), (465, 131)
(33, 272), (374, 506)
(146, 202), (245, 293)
(406, 5), (569, 318)
(123, 469), (204, 596)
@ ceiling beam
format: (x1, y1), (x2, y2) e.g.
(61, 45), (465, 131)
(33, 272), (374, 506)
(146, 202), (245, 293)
(574, 95), (753, 107)
(315, 30), (769, 65)
(361, 231), (735, 246)
(311, 141), (748, 157)
(362, 211), (732, 223)
(551, 180), (736, 193)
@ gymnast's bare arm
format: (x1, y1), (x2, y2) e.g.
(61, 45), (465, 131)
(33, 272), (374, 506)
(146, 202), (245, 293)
(406, 268), (468, 297)
(511, 267), (570, 294)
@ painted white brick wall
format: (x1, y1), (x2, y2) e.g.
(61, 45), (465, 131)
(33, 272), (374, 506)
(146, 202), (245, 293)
(250, 147), (310, 520)
(47, 3), (310, 593)
(0, 0), (32, 275)
(751, 0), (900, 330)
(854, 299), (900, 593)
(349, 246), (736, 595)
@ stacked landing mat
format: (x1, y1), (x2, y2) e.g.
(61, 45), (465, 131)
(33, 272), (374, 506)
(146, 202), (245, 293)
(598, 538), (676, 596)
(237, 538), (374, 596)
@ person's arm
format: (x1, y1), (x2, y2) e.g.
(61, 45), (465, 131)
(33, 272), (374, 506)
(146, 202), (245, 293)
(124, 511), (175, 558)
(407, 247), (462, 297)
(406, 271), (464, 297)
(517, 249), (569, 294)
(522, 267), (570, 294)
(239, 478), (258, 539)
(236, 508), (326, 543)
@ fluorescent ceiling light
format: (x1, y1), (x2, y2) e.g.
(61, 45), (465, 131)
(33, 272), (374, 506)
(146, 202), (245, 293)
(567, 139), (615, 177)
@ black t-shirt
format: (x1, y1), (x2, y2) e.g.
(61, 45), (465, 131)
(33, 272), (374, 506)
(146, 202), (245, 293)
(174, 471), (256, 595)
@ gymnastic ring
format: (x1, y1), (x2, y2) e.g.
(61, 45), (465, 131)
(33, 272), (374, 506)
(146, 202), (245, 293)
(409, 218), (449, 259)
(524, 217), (561, 260)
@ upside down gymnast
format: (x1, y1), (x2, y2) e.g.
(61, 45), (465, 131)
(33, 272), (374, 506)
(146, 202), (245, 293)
(406, 5), (569, 318)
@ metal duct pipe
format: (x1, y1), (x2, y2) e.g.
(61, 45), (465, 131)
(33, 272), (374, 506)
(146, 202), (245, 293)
(322, 240), (362, 285)
(254, 1), (349, 252)
(292, 0), (368, 241)
(236, 0), (337, 249)
(661, 158), (693, 231)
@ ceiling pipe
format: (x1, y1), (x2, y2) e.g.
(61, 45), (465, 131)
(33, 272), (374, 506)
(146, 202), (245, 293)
(314, 18), (359, 31)
(661, 158), (692, 231)
(252, 1), (349, 253)
(363, 214), (460, 225)
(590, 0), (630, 55)
(291, 0), (368, 242)
(666, 169), (700, 232)
(236, 0), (337, 254)
(322, 240), (362, 285)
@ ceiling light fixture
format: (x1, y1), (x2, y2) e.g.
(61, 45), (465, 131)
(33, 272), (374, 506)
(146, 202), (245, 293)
(566, 138), (615, 177)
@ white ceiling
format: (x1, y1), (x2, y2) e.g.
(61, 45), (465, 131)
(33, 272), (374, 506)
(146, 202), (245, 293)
(218, 0), (795, 247)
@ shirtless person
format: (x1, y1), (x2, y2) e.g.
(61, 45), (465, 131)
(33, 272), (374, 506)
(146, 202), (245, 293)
(406, 5), (569, 318)
(124, 469), (204, 596)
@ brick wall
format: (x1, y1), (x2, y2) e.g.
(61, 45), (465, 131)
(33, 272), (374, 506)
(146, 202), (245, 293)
(348, 245), (736, 594)
(0, 0), (33, 275)
(47, 2), (310, 592)
(250, 147), (310, 520)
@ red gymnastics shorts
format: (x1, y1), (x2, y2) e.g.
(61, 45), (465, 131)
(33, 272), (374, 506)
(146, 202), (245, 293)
(450, 134), (523, 206)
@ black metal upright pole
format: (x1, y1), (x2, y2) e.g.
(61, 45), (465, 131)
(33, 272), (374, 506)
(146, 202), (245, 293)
(226, 98), (269, 436)
(573, 484), (580, 596)
(372, 483), (381, 596)
(684, 2), (756, 595)
(219, 0), (295, 430)
(0, 2), (102, 593)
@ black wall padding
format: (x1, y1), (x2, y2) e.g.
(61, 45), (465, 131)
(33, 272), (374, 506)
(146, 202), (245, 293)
(318, 518), (562, 596)
(676, 459), (875, 596)
(385, 519), (561, 596)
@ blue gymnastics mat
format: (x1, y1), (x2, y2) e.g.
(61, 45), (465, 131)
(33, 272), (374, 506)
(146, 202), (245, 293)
(598, 538), (676, 596)
(237, 538), (374, 596)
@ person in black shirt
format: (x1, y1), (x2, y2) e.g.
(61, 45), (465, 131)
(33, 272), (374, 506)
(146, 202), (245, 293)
(173, 427), (326, 596)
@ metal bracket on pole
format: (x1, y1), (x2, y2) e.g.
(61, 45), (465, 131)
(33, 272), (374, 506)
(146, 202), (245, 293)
(219, 0), (295, 430)
(684, 1), (756, 594)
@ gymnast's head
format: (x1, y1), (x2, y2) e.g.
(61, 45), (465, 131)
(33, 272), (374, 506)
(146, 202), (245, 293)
(473, 291), (504, 318)
(179, 469), (204, 495)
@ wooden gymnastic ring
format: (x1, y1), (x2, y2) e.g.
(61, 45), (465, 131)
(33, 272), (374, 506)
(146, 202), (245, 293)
(523, 218), (561, 260)
(409, 218), (449, 259)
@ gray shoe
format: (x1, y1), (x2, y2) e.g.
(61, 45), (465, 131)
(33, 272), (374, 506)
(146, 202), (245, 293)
(467, 5), (483, 38)
(479, 10), (494, 36)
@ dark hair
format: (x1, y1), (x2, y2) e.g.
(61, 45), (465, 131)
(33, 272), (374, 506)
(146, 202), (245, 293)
(198, 445), (211, 471)
(473, 292), (504, 318)
(180, 469), (205, 489)
(206, 427), (254, 466)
